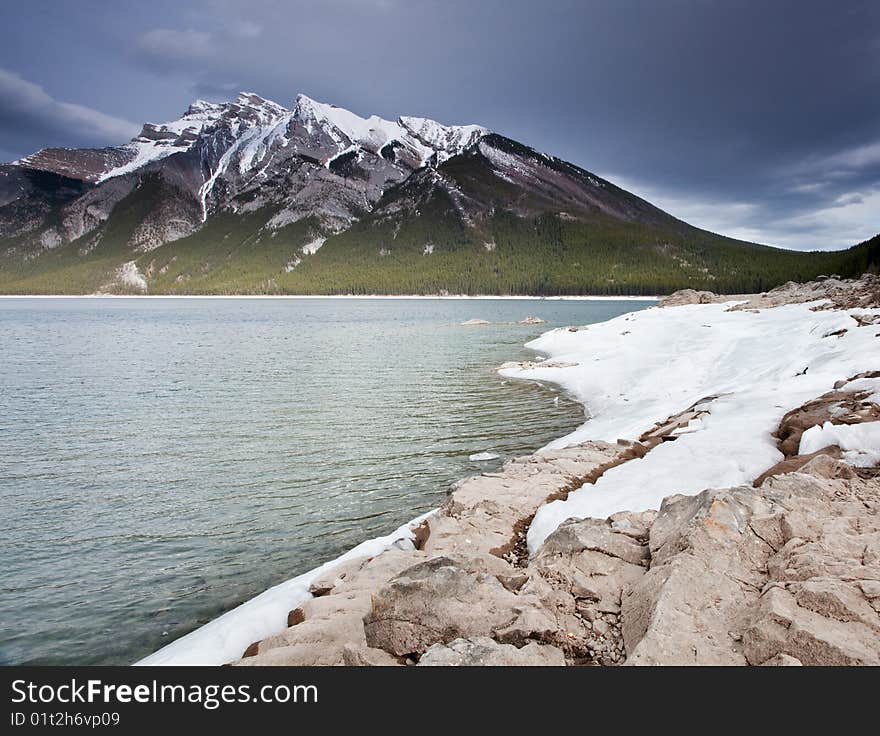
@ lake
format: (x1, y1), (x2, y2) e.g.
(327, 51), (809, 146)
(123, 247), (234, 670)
(0, 297), (653, 664)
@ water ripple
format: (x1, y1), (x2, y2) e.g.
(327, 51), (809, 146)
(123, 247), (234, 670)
(0, 296), (652, 664)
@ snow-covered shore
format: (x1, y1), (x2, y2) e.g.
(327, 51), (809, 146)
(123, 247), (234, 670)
(499, 296), (880, 553)
(136, 512), (434, 666)
(135, 275), (880, 666)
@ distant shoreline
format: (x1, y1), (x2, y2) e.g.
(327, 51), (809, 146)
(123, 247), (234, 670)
(0, 294), (659, 301)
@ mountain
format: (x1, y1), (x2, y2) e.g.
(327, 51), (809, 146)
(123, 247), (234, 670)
(0, 92), (875, 295)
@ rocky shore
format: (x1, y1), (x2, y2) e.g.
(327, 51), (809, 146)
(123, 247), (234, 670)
(657, 273), (880, 311)
(236, 429), (879, 666)
(221, 275), (880, 666)
(135, 274), (879, 667)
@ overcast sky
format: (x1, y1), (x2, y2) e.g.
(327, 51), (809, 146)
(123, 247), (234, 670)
(0, 0), (877, 250)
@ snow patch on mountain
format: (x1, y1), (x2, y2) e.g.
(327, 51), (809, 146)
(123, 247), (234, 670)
(301, 238), (326, 255)
(284, 256), (302, 272)
(295, 95), (406, 152)
(480, 141), (540, 185)
(237, 115), (292, 177)
(96, 101), (226, 183)
(116, 261), (148, 291)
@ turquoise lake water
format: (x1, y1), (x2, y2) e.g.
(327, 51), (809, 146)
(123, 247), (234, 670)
(0, 297), (653, 664)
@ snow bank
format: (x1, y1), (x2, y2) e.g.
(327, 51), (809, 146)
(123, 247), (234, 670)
(799, 421), (880, 467)
(838, 375), (880, 405)
(136, 511), (434, 666)
(498, 300), (880, 553)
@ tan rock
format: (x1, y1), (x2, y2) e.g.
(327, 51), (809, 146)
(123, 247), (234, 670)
(760, 653), (803, 666)
(418, 637), (565, 666)
(363, 556), (522, 656)
(342, 644), (402, 666)
(742, 587), (880, 666)
(233, 550), (424, 666)
(657, 289), (720, 307)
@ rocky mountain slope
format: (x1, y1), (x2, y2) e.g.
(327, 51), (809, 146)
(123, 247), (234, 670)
(0, 92), (876, 295)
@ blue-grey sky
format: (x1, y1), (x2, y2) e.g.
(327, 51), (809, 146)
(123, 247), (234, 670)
(1, 0), (877, 250)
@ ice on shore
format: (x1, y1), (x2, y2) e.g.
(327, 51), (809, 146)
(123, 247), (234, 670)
(469, 452), (500, 461)
(135, 511), (434, 666)
(800, 421), (880, 467)
(498, 300), (880, 553)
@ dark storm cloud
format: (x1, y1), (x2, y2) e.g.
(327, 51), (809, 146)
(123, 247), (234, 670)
(0, 0), (877, 250)
(0, 68), (139, 161)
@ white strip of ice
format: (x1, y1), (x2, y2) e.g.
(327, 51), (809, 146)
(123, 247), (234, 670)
(135, 511), (434, 666)
(497, 300), (880, 554)
(469, 452), (500, 461)
(799, 420), (880, 467)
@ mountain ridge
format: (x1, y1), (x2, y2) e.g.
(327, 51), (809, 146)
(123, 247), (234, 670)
(0, 91), (876, 295)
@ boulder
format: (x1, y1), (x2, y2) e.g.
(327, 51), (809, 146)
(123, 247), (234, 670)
(363, 556), (522, 656)
(658, 289), (719, 307)
(615, 458), (880, 666)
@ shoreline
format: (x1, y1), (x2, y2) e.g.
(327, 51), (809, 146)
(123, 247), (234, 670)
(137, 275), (880, 666)
(0, 294), (659, 301)
(136, 511), (436, 667)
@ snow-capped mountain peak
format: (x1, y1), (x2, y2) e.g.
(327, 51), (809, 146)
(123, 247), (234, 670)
(292, 93), (488, 165)
(96, 92), (291, 183)
(398, 116), (487, 157)
(82, 92), (488, 185)
(184, 98), (224, 117)
(6, 90), (496, 249)
(229, 92), (290, 125)
(293, 93), (405, 156)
